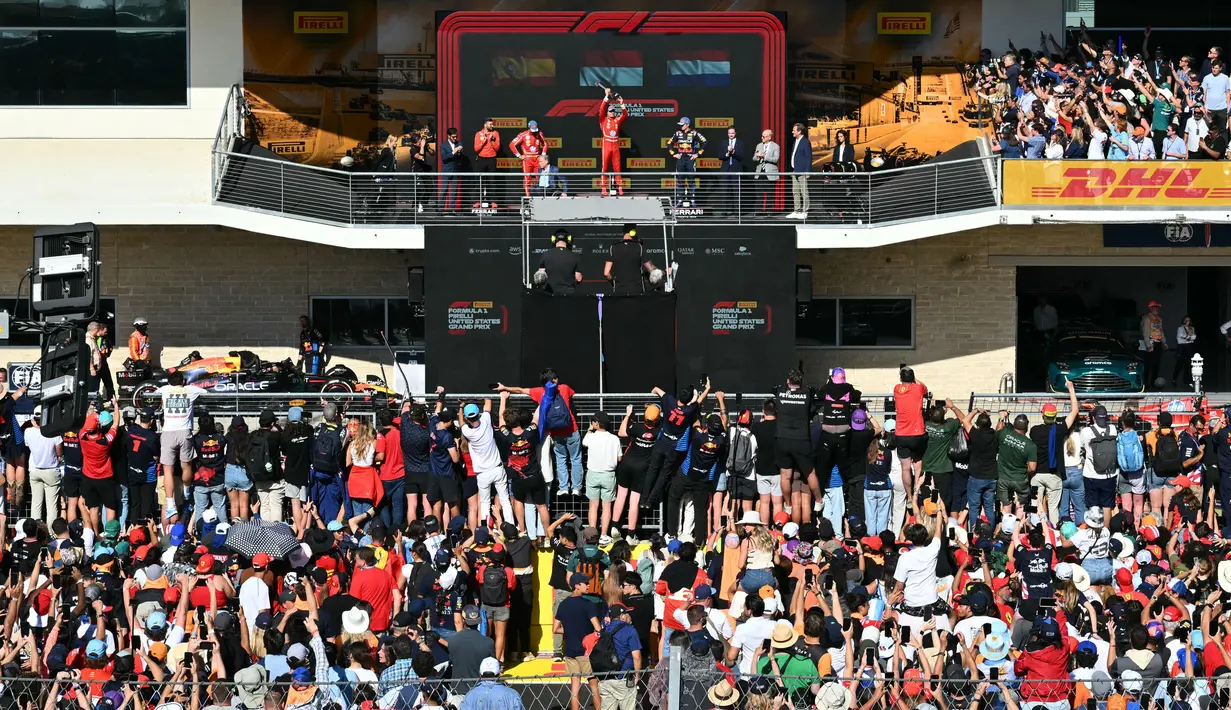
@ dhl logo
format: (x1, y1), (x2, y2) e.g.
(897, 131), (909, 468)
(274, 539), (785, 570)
(592, 137), (631, 149)
(877, 12), (931, 35)
(1022, 166), (1231, 203)
(558, 158), (596, 169)
(627, 158), (665, 169)
(496, 158), (524, 169)
(591, 177), (630, 189)
(696, 118), (733, 129)
(491, 118), (526, 129)
(294, 11), (348, 33)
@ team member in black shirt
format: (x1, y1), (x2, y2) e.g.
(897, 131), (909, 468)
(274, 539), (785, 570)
(816, 368), (861, 515)
(844, 407), (880, 520)
(963, 411), (1001, 528)
(191, 413), (227, 526)
(615, 403), (660, 541)
(773, 369), (823, 517)
(666, 400), (728, 543)
(536, 230), (582, 295)
(400, 401), (433, 525)
(604, 223), (663, 295)
(750, 400), (780, 522)
(640, 378), (711, 508)
(60, 427), (84, 523)
(125, 408), (161, 524)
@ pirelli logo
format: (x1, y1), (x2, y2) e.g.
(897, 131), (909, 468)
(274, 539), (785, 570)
(737, 301), (759, 308)
(877, 12), (931, 34)
(592, 177), (630, 189)
(269, 141), (307, 155)
(294, 11), (348, 33)
(592, 137), (631, 149)
(472, 301), (493, 308)
(627, 158), (665, 169)
(496, 158), (523, 169)
(696, 118), (732, 129)
(491, 118), (526, 129)
(545, 137), (562, 149)
(558, 158), (596, 169)
(697, 158), (720, 169)
(661, 177), (679, 188)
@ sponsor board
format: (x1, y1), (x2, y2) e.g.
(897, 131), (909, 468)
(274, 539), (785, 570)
(697, 158), (720, 169)
(592, 137), (632, 149)
(545, 99), (678, 118)
(491, 117), (526, 129)
(557, 157), (597, 169)
(792, 61), (875, 85)
(877, 12), (931, 35)
(1003, 161), (1231, 206)
(8, 362), (39, 396)
(696, 118), (733, 129)
(496, 158), (524, 169)
(294, 11), (348, 33)
(711, 301), (772, 334)
(545, 137), (562, 149)
(446, 301), (508, 334)
(627, 158), (665, 169)
(269, 141), (307, 155)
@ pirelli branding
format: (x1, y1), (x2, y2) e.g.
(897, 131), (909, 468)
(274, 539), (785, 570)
(557, 158), (596, 169)
(696, 118), (733, 129)
(591, 177), (630, 189)
(491, 118), (526, 129)
(269, 141), (307, 155)
(592, 137), (631, 149)
(697, 158), (720, 169)
(545, 137), (562, 149)
(294, 12), (348, 33)
(627, 158), (665, 169)
(877, 12), (931, 35)
(496, 158), (523, 169)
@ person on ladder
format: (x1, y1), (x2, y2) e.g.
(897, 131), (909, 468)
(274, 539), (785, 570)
(599, 87), (627, 196)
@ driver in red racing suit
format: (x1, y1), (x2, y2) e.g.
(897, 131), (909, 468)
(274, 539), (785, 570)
(510, 121), (548, 198)
(599, 89), (627, 196)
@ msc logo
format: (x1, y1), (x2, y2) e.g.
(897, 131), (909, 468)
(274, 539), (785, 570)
(877, 12), (931, 35)
(1032, 167), (1231, 201)
(294, 11), (348, 33)
(696, 118), (732, 129)
(491, 118), (526, 129)
(269, 141), (307, 155)
(558, 158), (596, 169)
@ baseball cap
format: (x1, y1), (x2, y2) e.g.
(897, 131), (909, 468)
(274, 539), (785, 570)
(782, 522), (799, 539)
(1042, 403), (1058, 418)
(463, 403), (480, 420)
(773, 511), (790, 526)
(146, 611), (168, 632)
(103, 520), (121, 539)
(86, 640), (107, 660)
(252, 553), (271, 569)
(327, 520), (344, 532)
(287, 643), (309, 662)
(608, 603), (632, 616)
(851, 409), (868, 431)
(475, 527), (491, 544)
(678, 117), (691, 125)
(694, 584), (714, 600)
(569, 572), (592, 588)
(139, 407), (155, 421)
(98, 411), (113, 427)
(480, 657), (501, 676)
(169, 524), (187, 546)
(831, 367), (846, 384)
(133, 317), (148, 326)
(528, 120), (539, 131)
(288, 406), (303, 423)
(644, 404), (661, 422)
(462, 605), (482, 625)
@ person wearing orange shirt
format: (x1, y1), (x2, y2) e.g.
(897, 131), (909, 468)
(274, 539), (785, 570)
(128, 317), (151, 378)
(893, 366), (929, 499)
(473, 118), (500, 205)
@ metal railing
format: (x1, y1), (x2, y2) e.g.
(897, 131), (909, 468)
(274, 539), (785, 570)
(212, 87), (1000, 229)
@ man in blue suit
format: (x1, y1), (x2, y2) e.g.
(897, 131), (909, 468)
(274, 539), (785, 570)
(788, 122), (812, 219)
(439, 127), (466, 212)
(718, 126), (747, 215)
(533, 154), (568, 197)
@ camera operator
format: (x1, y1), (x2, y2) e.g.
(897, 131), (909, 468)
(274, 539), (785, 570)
(604, 224), (664, 295)
(535, 230), (581, 296)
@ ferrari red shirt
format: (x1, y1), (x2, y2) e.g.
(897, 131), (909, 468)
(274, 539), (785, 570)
(893, 382), (928, 437)
(81, 428), (117, 480)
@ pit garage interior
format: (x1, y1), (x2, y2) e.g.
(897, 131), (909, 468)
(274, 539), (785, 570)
(1016, 264), (1231, 393)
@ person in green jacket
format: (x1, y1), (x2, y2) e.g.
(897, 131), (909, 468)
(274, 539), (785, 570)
(755, 620), (821, 700)
(996, 413), (1037, 514)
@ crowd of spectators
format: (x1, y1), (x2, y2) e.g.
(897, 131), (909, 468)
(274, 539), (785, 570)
(970, 25), (1231, 160)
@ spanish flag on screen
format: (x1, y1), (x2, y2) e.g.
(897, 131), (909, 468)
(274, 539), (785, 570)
(492, 51), (556, 86)
(579, 50), (644, 87)
(668, 50), (730, 87)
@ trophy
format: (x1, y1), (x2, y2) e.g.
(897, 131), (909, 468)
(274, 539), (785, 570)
(595, 79), (621, 101)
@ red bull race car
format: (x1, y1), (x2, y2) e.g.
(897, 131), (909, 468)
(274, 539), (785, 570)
(125, 350), (395, 407)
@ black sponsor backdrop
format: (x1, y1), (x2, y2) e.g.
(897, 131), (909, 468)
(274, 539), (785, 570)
(426, 225), (793, 393)
(424, 230), (524, 391)
(457, 31), (764, 171)
(673, 226), (796, 392)
(520, 291), (601, 393)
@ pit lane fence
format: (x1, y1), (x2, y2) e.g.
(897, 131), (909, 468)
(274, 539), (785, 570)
(4, 672), (1228, 710)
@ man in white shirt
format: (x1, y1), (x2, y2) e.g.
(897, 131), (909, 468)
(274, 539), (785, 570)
(582, 412), (622, 538)
(892, 497), (949, 636)
(24, 406), (62, 526)
(1079, 405), (1119, 525)
(1185, 107), (1210, 157)
(1032, 296), (1058, 338)
(459, 400), (513, 526)
(157, 371), (206, 519)
(727, 595), (778, 674)
(952, 593), (1001, 648)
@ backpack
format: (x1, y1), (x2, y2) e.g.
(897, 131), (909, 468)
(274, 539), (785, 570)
(312, 424), (343, 474)
(588, 621), (628, 673)
(545, 391), (571, 431)
(1089, 426), (1120, 476)
(948, 428), (969, 461)
(726, 427), (754, 477)
(1117, 430), (1144, 473)
(1153, 429), (1183, 475)
(576, 550), (604, 596)
(246, 430), (275, 482)
(480, 564), (508, 606)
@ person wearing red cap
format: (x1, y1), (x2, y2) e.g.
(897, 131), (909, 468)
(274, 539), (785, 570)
(1140, 301), (1168, 390)
(1027, 378), (1078, 524)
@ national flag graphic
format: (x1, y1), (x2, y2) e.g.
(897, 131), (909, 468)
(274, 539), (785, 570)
(944, 13), (960, 38)
(668, 50), (730, 87)
(492, 51), (556, 87)
(579, 50), (644, 87)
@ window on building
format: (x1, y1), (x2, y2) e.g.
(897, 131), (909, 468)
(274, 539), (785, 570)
(0, 297), (117, 347)
(797, 297), (914, 348)
(311, 297), (425, 348)
(0, 0), (187, 106)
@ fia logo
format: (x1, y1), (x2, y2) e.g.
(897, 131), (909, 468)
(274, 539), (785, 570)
(1164, 224), (1193, 243)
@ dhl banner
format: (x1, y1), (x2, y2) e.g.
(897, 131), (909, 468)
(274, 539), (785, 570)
(1003, 161), (1231, 207)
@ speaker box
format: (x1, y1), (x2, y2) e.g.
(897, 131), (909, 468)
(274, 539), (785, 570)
(408, 266), (424, 303)
(796, 266), (813, 303)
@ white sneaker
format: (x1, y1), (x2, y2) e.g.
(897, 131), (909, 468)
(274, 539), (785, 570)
(813, 500), (824, 513)
(785, 212), (799, 219)
(625, 534), (640, 545)
(571, 488), (582, 496)
(782, 505), (792, 515)
(793, 212), (808, 220)
(598, 535), (613, 546)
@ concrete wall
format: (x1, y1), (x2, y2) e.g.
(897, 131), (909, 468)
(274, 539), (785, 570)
(0, 0), (244, 225)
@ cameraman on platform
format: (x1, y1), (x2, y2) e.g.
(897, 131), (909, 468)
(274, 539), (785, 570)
(604, 223), (665, 295)
(535, 229), (581, 296)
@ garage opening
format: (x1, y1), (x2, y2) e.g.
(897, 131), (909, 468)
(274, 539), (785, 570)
(1016, 266), (1230, 393)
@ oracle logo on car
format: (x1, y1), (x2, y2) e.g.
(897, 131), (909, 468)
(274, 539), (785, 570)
(877, 12), (931, 35)
(294, 12), (348, 33)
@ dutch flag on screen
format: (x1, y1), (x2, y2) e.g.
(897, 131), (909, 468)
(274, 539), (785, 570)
(667, 50), (730, 87)
(579, 50), (644, 87)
